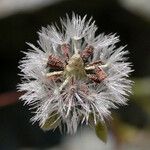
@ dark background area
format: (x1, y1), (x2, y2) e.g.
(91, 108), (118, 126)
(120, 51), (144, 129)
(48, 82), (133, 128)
(0, 0), (150, 149)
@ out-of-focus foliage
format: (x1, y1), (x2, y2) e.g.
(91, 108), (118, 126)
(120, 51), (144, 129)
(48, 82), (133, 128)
(95, 122), (108, 143)
(0, 0), (63, 18)
(119, 0), (150, 20)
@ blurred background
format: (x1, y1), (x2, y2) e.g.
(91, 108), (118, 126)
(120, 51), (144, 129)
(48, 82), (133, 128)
(0, 0), (150, 149)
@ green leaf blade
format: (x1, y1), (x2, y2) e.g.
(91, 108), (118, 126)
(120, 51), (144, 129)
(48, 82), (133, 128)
(95, 122), (108, 143)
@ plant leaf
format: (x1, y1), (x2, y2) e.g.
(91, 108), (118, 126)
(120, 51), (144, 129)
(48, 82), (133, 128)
(41, 113), (60, 131)
(95, 122), (108, 143)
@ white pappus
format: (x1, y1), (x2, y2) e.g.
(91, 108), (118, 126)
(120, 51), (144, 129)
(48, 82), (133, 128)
(18, 13), (133, 134)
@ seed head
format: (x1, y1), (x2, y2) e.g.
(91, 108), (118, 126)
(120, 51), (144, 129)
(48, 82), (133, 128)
(18, 13), (133, 134)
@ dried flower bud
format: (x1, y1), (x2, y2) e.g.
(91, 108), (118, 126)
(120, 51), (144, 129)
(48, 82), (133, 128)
(47, 55), (64, 70)
(80, 45), (94, 62)
(60, 43), (70, 59)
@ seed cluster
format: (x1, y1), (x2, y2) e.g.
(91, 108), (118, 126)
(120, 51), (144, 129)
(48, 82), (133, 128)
(46, 43), (107, 87)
